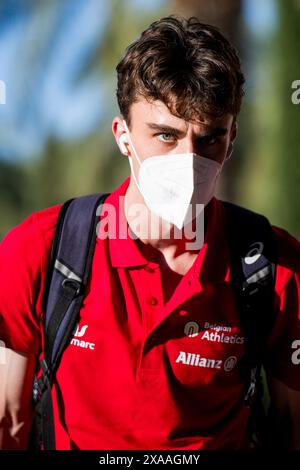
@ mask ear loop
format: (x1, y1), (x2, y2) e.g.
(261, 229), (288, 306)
(226, 120), (237, 161)
(123, 120), (143, 166)
(123, 121), (156, 227)
(123, 120), (145, 196)
(225, 143), (234, 160)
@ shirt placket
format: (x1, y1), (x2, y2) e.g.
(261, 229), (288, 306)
(131, 262), (165, 375)
(134, 262), (204, 378)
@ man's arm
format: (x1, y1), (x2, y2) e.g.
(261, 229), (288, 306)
(0, 347), (36, 449)
(267, 375), (300, 449)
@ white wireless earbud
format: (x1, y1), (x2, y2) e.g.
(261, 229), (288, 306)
(119, 134), (129, 155)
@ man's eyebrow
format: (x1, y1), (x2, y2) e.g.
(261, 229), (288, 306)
(146, 123), (185, 135)
(146, 122), (228, 137)
(200, 128), (228, 138)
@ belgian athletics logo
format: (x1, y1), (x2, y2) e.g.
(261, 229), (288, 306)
(184, 321), (200, 337)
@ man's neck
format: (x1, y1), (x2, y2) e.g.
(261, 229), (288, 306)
(124, 181), (209, 273)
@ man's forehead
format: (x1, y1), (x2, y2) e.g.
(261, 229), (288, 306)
(130, 97), (233, 130)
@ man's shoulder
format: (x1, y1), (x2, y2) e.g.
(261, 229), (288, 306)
(218, 200), (300, 287)
(0, 180), (127, 256)
(1, 204), (62, 260)
(220, 200), (299, 266)
(272, 225), (300, 273)
(271, 225), (300, 295)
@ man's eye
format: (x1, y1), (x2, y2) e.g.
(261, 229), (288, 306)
(206, 137), (218, 146)
(157, 133), (176, 142)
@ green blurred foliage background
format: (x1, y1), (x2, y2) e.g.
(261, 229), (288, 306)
(0, 0), (299, 239)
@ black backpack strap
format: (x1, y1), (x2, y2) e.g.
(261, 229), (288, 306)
(222, 201), (277, 405)
(33, 192), (109, 449)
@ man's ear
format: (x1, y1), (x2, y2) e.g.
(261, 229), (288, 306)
(112, 117), (129, 156)
(230, 120), (238, 143)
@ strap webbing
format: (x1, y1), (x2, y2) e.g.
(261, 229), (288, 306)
(222, 201), (276, 402)
(35, 193), (109, 449)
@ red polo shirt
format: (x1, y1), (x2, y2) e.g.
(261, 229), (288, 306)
(1, 177), (300, 450)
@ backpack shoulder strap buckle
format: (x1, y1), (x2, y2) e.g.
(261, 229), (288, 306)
(244, 366), (258, 406)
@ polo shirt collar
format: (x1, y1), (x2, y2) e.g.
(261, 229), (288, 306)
(106, 177), (230, 284)
(194, 197), (231, 285)
(107, 178), (148, 268)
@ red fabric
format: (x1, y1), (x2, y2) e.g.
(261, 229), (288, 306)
(1, 177), (300, 450)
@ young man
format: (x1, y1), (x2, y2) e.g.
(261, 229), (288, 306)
(0, 16), (300, 450)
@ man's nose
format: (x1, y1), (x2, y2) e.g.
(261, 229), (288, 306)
(177, 138), (198, 154)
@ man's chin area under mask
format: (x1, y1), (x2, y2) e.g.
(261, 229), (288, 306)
(125, 203), (205, 252)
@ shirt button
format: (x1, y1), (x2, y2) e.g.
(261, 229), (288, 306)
(144, 265), (155, 273)
(179, 310), (188, 316)
(147, 296), (158, 306)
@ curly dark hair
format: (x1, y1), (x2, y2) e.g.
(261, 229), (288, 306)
(116, 16), (245, 125)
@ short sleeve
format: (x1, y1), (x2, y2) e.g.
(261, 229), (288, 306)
(0, 205), (61, 355)
(265, 226), (300, 390)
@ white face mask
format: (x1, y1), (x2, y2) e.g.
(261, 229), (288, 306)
(123, 121), (223, 230)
